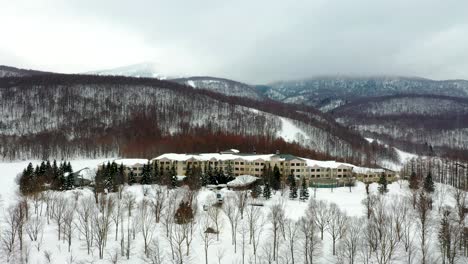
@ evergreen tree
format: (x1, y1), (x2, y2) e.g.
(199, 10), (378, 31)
(378, 173), (388, 194)
(409, 171), (420, 190)
(65, 173), (74, 190)
(226, 163), (234, 178)
(252, 183), (262, 199)
(288, 171), (298, 199)
(423, 172), (435, 193)
(19, 163), (36, 195)
(170, 165), (177, 189)
(141, 163), (152, 185)
(272, 164), (281, 191)
(263, 182), (272, 199)
(115, 163), (125, 186)
(153, 162), (160, 184)
(128, 170), (136, 185)
(299, 177), (309, 202)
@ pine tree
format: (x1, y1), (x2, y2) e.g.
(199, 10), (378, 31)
(252, 183), (261, 198)
(299, 177), (309, 202)
(409, 171), (420, 190)
(263, 182), (272, 199)
(153, 162), (160, 184)
(170, 165), (177, 189)
(288, 171), (298, 199)
(141, 163), (152, 185)
(65, 173), (74, 190)
(378, 173), (388, 194)
(272, 164), (281, 191)
(128, 170), (136, 185)
(423, 172), (435, 193)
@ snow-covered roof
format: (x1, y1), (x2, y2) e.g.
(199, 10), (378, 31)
(303, 158), (354, 169)
(352, 167), (386, 174)
(101, 159), (149, 166)
(152, 153), (277, 162)
(227, 175), (259, 187)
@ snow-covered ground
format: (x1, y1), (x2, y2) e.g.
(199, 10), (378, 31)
(0, 159), (466, 263)
(277, 117), (310, 142)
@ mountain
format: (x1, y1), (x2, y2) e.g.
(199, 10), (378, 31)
(171, 76), (264, 100)
(0, 65), (50, 77)
(331, 94), (468, 157)
(86, 62), (175, 79)
(0, 72), (397, 165)
(260, 76), (468, 111)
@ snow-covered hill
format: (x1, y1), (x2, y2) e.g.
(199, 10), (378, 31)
(261, 76), (468, 111)
(0, 65), (50, 77)
(171, 76), (264, 100)
(86, 62), (177, 79)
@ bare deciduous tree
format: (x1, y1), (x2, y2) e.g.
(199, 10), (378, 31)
(269, 200), (286, 261)
(75, 196), (94, 255)
(298, 216), (321, 264)
(327, 203), (347, 256)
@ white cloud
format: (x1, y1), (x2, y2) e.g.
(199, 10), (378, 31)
(1, 0), (468, 83)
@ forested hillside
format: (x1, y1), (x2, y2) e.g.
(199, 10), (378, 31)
(172, 76), (264, 100)
(261, 76), (468, 110)
(331, 94), (468, 159)
(0, 74), (397, 165)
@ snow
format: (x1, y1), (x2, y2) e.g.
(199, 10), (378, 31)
(276, 117), (310, 142)
(187, 80), (196, 88)
(104, 158), (149, 166)
(0, 159), (466, 264)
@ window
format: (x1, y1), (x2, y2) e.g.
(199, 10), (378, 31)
(338, 169), (342, 172)
(235, 162), (239, 165)
(311, 169), (315, 172)
(255, 162), (259, 166)
(296, 169), (300, 172)
(343, 169), (347, 172)
(317, 169), (320, 172)
(235, 168), (239, 171)
(240, 162), (244, 165)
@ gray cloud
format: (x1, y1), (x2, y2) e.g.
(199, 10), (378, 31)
(1, 0), (468, 83)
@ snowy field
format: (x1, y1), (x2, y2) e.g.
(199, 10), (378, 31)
(0, 159), (466, 264)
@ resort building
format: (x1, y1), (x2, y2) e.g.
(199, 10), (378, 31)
(151, 150), (395, 184)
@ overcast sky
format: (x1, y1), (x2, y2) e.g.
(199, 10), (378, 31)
(1, 0), (468, 83)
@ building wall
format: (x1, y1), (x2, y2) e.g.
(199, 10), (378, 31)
(152, 154), (394, 184)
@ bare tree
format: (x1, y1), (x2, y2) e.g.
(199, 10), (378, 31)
(171, 222), (188, 264)
(370, 196), (401, 264)
(416, 191), (431, 264)
(208, 205), (222, 241)
(1, 204), (21, 262)
(223, 194), (241, 252)
(237, 218), (249, 264)
(269, 200), (286, 261)
(93, 194), (114, 259)
(236, 190), (248, 219)
(145, 239), (166, 264)
(284, 219), (300, 264)
(309, 199), (330, 240)
(200, 215), (216, 264)
(151, 185), (167, 223)
(111, 193), (123, 241)
(63, 206), (75, 252)
(298, 216), (321, 264)
(337, 217), (362, 264)
(51, 194), (68, 240)
(327, 203), (347, 256)
(25, 215), (43, 242)
(75, 196), (94, 255)
(137, 199), (156, 257)
(122, 191), (136, 217)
